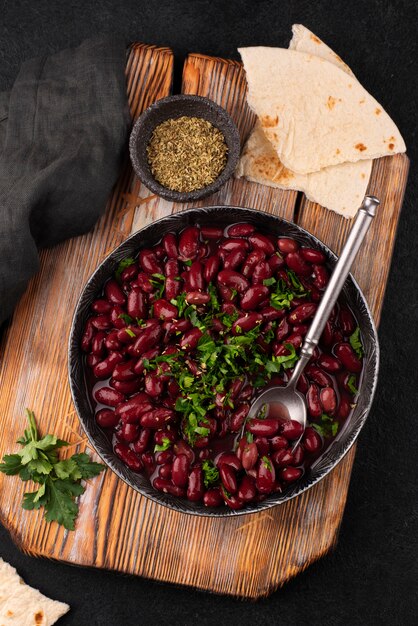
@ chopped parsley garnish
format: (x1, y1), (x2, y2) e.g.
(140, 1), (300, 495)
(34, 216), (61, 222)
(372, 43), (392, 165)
(202, 460), (219, 488)
(125, 328), (136, 338)
(261, 456), (272, 471)
(311, 414), (339, 438)
(347, 374), (358, 395)
(246, 432), (254, 443)
(118, 313), (134, 324)
(0, 410), (105, 530)
(349, 326), (363, 359)
(115, 257), (135, 281)
(263, 277), (276, 287)
(150, 273), (166, 299)
(154, 437), (172, 453)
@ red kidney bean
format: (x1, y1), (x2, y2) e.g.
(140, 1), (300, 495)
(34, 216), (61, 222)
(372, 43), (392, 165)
(237, 475), (257, 502)
(336, 371), (358, 395)
(161, 233), (178, 258)
(220, 238), (249, 254)
(320, 387), (337, 414)
(272, 448), (294, 468)
(164, 277), (181, 300)
(116, 325), (141, 344)
(319, 321), (334, 348)
(171, 454), (190, 487)
(114, 443), (142, 471)
(121, 265), (138, 283)
(91, 314), (112, 331)
(91, 331), (106, 357)
(246, 418), (280, 437)
(127, 287), (146, 319)
(145, 373), (165, 397)
(292, 323), (308, 336)
(228, 378), (245, 400)
(300, 248), (326, 264)
(270, 435), (288, 451)
(141, 451), (156, 476)
(232, 312), (262, 335)
(268, 252), (285, 272)
(111, 360), (136, 382)
(285, 252), (312, 276)
(179, 226), (200, 260)
(280, 419), (304, 440)
(288, 303), (317, 324)
(275, 317), (290, 342)
(220, 464), (238, 494)
(228, 223), (255, 237)
(132, 427), (152, 454)
(240, 285), (269, 310)
(251, 260), (272, 284)
(158, 463), (172, 479)
(313, 264), (329, 289)
(137, 272), (154, 293)
(116, 395), (154, 423)
(119, 422), (140, 443)
(187, 466), (204, 502)
(302, 427), (323, 453)
(198, 449), (210, 461)
(241, 441), (259, 470)
(305, 365), (333, 388)
(334, 342), (362, 373)
(185, 291), (210, 305)
(155, 449), (173, 465)
(230, 403), (250, 432)
(152, 477), (184, 497)
(338, 307), (356, 335)
(140, 408), (175, 429)
(139, 249), (162, 274)
(154, 429), (176, 446)
(255, 436), (270, 456)
(218, 269), (249, 293)
(261, 306), (286, 322)
(215, 453), (242, 472)
(93, 351), (124, 379)
(279, 467), (303, 483)
(87, 354), (101, 368)
(218, 284), (235, 302)
(275, 333), (302, 355)
(241, 250), (265, 278)
(248, 233), (275, 256)
(105, 279), (126, 306)
(133, 348), (159, 375)
(220, 487), (244, 509)
(173, 440), (195, 464)
(164, 259), (179, 277)
(278, 237), (299, 254)
(317, 353), (342, 373)
(103, 331), (120, 352)
(224, 248), (246, 271)
(92, 299), (112, 314)
(188, 261), (204, 290)
(110, 306), (128, 329)
(131, 324), (162, 356)
(201, 226), (223, 240)
(95, 408), (119, 428)
(203, 255), (220, 284)
(337, 393), (352, 420)
(180, 327), (203, 351)
(203, 488), (223, 507)
(256, 456), (276, 494)
(153, 298), (178, 321)
(306, 384), (322, 419)
(291, 445), (305, 466)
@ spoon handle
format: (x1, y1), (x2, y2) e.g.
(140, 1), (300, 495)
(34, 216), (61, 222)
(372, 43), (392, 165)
(288, 195), (379, 387)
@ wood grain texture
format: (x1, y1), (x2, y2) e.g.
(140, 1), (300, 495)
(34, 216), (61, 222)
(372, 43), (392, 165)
(0, 47), (409, 598)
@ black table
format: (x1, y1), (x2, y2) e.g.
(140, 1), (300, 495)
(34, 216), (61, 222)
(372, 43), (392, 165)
(1, 2), (417, 624)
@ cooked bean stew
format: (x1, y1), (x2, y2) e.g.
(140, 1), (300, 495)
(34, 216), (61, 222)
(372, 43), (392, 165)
(82, 223), (364, 510)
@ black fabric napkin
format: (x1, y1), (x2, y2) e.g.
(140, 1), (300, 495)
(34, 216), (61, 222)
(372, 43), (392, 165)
(0, 36), (130, 324)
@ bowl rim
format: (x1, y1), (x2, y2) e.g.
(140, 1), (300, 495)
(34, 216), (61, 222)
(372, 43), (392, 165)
(128, 94), (241, 202)
(68, 205), (380, 517)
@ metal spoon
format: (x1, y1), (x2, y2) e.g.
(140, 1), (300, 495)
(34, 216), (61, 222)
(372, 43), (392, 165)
(245, 195), (379, 447)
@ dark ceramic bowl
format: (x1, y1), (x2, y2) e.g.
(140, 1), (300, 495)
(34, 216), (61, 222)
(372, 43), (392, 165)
(129, 95), (240, 202)
(68, 206), (379, 517)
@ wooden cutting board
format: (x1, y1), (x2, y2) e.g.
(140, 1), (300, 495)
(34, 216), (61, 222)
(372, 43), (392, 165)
(0, 43), (409, 598)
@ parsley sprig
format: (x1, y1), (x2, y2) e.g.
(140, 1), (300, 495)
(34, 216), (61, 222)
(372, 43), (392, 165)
(311, 414), (339, 438)
(0, 410), (106, 530)
(349, 326), (363, 359)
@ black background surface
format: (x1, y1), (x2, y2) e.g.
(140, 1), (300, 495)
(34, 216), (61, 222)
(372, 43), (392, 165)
(1, 2), (417, 625)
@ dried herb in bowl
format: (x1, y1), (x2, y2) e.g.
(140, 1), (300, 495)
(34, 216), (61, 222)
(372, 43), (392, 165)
(146, 116), (228, 192)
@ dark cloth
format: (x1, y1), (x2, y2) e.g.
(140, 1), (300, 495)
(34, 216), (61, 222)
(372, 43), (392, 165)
(0, 36), (130, 323)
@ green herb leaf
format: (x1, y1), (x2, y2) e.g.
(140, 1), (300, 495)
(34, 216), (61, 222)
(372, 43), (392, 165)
(347, 374), (358, 395)
(263, 277), (276, 287)
(349, 326), (363, 359)
(311, 414), (339, 438)
(118, 313), (134, 324)
(202, 460), (219, 488)
(154, 437), (172, 453)
(0, 410), (106, 530)
(246, 432), (254, 443)
(125, 328), (136, 338)
(184, 259), (192, 267)
(115, 257), (135, 281)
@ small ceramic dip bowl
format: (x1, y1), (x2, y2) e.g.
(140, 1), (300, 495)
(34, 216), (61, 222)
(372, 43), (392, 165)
(129, 95), (240, 202)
